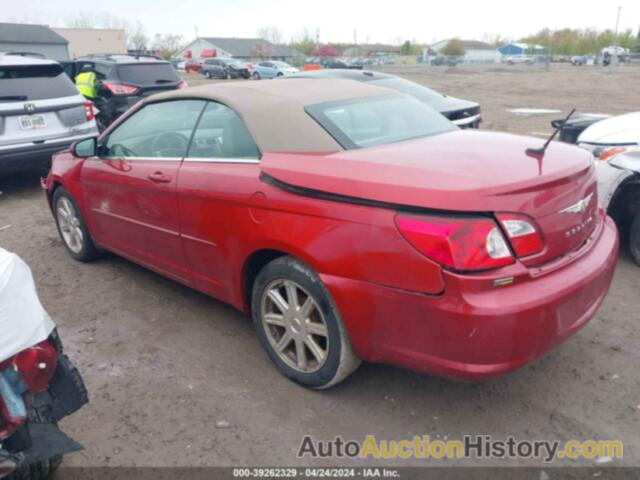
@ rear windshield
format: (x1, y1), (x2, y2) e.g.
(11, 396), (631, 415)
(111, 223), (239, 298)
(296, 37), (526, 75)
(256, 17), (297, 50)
(116, 63), (180, 85)
(0, 64), (78, 101)
(306, 95), (457, 149)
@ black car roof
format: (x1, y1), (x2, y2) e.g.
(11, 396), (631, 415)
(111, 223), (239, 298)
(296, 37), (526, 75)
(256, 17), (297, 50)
(291, 69), (393, 82)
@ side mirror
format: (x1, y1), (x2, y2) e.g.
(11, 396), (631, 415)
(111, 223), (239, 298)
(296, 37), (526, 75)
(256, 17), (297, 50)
(71, 137), (97, 158)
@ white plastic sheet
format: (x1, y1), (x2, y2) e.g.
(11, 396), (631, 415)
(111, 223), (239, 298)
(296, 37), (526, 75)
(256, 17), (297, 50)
(0, 248), (55, 363)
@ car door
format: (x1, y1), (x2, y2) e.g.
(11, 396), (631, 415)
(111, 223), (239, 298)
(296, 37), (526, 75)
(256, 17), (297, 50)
(81, 99), (205, 283)
(176, 101), (261, 299)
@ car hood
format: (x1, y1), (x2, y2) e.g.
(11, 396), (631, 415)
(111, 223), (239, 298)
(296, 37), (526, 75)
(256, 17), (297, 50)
(262, 130), (593, 213)
(577, 111), (640, 145)
(609, 148), (640, 173)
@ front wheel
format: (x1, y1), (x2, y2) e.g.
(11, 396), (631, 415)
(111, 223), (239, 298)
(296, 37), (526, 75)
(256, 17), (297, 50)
(253, 71), (261, 80)
(205, 71), (212, 79)
(630, 213), (640, 266)
(53, 187), (100, 262)
(251, 257), (360, 389)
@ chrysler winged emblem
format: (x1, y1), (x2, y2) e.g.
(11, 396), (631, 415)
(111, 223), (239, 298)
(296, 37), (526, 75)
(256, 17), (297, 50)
(559, 193), (593, 214)
(24, 103), (36, 113)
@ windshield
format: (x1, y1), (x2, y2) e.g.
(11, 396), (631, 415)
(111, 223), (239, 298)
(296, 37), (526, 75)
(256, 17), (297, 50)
(116, 63), (180, 85)
(372, 77), (444, 103)
(0, 64), (78, 101)
(273, 61), (292, 68)
(306, 94), (457, 149)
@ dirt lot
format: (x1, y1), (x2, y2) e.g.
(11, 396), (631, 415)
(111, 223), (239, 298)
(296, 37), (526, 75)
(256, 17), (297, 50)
(1, 63), (639, 468)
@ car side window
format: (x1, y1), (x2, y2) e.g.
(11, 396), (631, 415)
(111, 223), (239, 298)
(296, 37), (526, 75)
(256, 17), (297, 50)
(187, 102), (260, 160)
(103, 100), (205, 159)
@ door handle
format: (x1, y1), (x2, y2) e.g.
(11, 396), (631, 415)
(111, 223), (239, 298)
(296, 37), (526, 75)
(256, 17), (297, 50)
(148, 171), (172, 183)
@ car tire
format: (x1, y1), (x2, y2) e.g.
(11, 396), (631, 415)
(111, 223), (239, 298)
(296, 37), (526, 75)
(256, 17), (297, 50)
(205, 71), (212, 79)
(226, 71), (232, 80)
(251, 256), (361, 389)
(253, 72), (260, 80)
(630, 213), (640, 266)
(52, 187), (101, 262)
(277, 72), (283, 77)
(7, 411), (62, 480)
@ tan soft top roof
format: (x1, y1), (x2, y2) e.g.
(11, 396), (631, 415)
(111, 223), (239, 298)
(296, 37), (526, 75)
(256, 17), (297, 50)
(148, 78), (396, 152)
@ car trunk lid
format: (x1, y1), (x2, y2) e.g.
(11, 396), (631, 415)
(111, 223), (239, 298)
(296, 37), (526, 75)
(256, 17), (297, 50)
(261, 130), (599, 266)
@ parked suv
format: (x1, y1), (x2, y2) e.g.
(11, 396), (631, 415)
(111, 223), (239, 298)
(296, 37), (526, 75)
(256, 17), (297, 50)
(71, 54), (187, 129)
(0, 52), (98, 174)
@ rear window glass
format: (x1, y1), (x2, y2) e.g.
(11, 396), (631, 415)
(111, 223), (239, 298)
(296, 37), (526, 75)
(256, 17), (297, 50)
(306, 95), (457, 149)
(0, 64), (78, 101)
(116, 64), (180, 85)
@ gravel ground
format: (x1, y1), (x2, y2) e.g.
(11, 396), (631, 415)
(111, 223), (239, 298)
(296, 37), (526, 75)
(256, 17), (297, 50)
(0, 63), (639, 469)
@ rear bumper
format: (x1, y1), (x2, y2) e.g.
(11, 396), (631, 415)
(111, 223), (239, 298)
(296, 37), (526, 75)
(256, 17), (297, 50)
(0, 133), (95, 174)
(323, 215), (619, 381)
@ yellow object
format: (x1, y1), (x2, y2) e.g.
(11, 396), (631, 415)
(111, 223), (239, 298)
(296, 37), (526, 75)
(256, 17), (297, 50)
(75, 71), (97, 99)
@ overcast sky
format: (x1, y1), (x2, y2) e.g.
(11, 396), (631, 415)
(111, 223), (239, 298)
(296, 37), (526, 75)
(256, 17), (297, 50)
(3, 0), (639, 44)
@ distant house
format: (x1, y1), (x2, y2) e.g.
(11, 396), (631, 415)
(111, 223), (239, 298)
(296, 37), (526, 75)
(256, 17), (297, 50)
(343, 44), (401, 57)
(0, 22), (69, 61)
(174, 37), (301, 62)
(430, 39), (501, 63)
(53, 28), (127, 59)
(498, 43), (547, 56)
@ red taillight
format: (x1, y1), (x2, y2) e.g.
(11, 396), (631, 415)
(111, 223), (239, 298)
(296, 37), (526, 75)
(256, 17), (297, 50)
(395, 214), (514, 271)
(103, 82), (140, 96)
(496, 213), (544, 258)
(13, 341), (57, 393)
(84, 101), (95, 121)
(176, 80), (188, 89)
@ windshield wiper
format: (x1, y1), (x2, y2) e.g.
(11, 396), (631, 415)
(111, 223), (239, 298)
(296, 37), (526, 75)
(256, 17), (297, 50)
(0, 95), (28, 101)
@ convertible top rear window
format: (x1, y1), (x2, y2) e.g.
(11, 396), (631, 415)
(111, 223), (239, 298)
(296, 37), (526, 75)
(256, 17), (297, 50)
(305, 94), (456, 149)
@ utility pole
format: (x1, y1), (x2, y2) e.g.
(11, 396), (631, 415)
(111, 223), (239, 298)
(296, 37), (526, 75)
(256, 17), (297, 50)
(613, 6), (622, 66)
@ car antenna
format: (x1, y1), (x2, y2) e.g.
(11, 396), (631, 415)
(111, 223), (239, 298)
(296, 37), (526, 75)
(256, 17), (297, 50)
(526, 108), (576, 159)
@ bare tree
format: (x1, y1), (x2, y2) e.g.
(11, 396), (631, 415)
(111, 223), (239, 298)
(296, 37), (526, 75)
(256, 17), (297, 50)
(128, 21), (149, 52)
(256, 26), (283, 45)
(152, 34), (184, 59)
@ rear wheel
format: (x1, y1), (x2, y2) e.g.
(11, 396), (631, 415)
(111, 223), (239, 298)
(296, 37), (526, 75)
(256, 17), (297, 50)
(7, 411), (62, 480)
(53, 187), (100, 262)
(251, 257), (360, 389)
(205, 71), (212, 79)
(630, 213), (640, 266)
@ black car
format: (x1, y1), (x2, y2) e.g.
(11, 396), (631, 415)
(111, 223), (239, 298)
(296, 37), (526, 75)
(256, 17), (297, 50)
(199, 58), (250, 79)
(290, 69), (481, 128)
(551, 113), (610, 144)
(70, 54), (186, 130)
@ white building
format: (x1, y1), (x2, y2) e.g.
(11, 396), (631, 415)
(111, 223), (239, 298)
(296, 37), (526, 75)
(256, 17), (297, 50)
(430, 39), (501, 63)
(174, 37), (301, 62)
(53, 28), (127, 59)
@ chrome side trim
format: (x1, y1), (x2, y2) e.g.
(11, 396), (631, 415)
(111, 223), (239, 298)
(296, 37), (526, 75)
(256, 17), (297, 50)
(183, 157), (260, 164)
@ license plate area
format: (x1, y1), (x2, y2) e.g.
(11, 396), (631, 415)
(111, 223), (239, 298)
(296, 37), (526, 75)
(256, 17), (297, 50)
(18, 114), (47, 130)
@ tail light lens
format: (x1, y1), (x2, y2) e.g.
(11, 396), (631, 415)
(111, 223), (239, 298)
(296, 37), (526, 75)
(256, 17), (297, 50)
(13, 341), (57, 393)
(395, 214), (514, 271)
(497, 213), (544, 258)
(103, 82), (140, 96)
(176, 80), (188, 89)
(84, 101), (95, 121)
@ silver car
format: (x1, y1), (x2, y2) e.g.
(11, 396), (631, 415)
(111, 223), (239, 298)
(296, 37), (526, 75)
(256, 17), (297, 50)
(0, 52), (98, 174)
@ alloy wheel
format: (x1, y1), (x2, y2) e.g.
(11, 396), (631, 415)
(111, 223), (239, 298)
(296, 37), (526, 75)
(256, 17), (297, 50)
(56, 197), (84, 254)
(260, 279), (329, 373)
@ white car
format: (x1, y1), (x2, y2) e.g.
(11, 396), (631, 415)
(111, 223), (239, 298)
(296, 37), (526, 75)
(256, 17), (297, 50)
(596, 148), (640, 265)
(577, 112), (640, 158)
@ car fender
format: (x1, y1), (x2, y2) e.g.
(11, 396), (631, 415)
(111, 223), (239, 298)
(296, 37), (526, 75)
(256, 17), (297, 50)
(596, 161), (634, 211)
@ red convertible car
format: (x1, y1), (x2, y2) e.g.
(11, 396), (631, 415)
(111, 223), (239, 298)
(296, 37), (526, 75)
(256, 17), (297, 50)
(45, 79), (618, 388)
